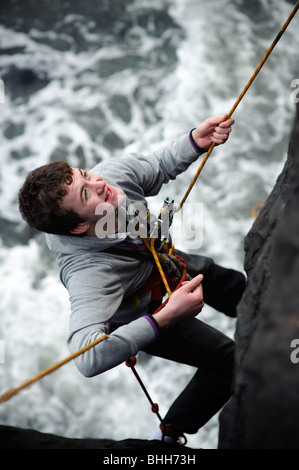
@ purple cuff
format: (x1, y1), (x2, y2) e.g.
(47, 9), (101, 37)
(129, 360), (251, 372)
(143, 315), (160, 338)
(189, 128), (205, 154)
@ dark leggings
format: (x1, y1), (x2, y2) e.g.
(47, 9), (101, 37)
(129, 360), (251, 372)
(143, 317), (234, 435)
(175, 250), (246, 318)
(143, 251), (245, 435)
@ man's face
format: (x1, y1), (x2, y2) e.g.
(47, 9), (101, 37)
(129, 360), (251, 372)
(60, 167), (125, 235)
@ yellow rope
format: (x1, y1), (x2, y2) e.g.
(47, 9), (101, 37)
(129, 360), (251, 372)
(251, 203), (264, 220)
(0, 334), (109, 404)
(177, 1), (299, 212)
(150, 238), (172, 298)
(142, 236), (172, 297)
(0, 235), (171, 405)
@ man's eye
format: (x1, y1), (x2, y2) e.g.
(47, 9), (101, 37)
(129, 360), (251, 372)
(84, 171), (88, 179)
(84, 188), (88, 200)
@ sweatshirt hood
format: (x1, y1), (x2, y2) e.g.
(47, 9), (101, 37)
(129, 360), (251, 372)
(46, 230), (128, 255)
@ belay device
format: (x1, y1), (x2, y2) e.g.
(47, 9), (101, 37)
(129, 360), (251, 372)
(154, 197), (175, 252)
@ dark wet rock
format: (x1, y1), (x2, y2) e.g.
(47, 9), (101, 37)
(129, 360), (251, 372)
(109, 95), (132, 123)
(0, 46), (26, 56)
(58, 135), (73, 146)
(116, 9), (182, 39)
(103, 130), (124, 150)
(0, 0), (131, 36)
(0, 425), (199, 452)
(2, 67), (50, 101)
(0, 218), (37, 247)
(97, 55), (143, 78)
(49, 147), (69, 162)
(4, 121), (25, 140)
(10, 147), (32, 160)
(72, 107), (106, 143)
(75, 145), (86, 169)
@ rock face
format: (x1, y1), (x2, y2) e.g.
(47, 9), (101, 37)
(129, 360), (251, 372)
(219, 103), (299, 449)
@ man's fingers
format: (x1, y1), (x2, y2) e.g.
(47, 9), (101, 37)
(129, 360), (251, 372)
(212, 113), (228, 124)
(219, 117), (234, 128)
(209, 113), (233, 127)
(206, 115), (234, 134)
(183, 274), (204, 293)
(212, 120), (234, 144)
(214, 125), (233, 135)
(205, 116), (223, 130)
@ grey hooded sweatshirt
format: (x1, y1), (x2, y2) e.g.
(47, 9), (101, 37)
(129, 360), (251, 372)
(46, 132), (204, 377)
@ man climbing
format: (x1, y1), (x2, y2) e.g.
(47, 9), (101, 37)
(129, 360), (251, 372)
(18, 113), (246, 444)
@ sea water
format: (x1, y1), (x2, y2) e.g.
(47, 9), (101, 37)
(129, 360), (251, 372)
(0, 0), (298, 449)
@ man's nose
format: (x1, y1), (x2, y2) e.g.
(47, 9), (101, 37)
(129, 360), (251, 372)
(90, 179), (105, 195)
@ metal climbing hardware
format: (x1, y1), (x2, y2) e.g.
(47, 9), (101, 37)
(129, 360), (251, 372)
(154, 197), (175, 252)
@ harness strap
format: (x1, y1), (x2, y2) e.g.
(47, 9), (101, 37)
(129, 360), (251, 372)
(104, 245), (190, 310)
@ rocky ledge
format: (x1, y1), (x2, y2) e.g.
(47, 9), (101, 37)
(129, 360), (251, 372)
(0, 424), (199, 453)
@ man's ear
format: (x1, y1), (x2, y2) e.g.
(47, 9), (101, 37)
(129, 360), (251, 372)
(70, 222), (90, 235)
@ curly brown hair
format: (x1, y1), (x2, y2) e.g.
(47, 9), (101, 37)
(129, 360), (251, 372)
(18, 161), (85, 235)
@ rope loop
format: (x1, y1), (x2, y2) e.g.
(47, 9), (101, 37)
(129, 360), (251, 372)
(251, 203), (264, 219)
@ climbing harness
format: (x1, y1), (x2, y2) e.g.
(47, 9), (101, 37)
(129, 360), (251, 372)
(0, 1), (298, 446)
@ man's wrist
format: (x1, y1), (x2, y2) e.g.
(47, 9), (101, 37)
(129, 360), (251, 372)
(152, 304), (176, 330)
(143, 315), (161, 337)
(189, 128), (206, 154)
(152, 311), (169, 330)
